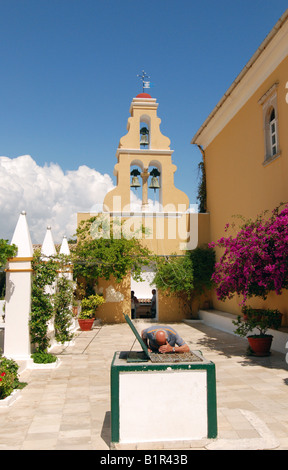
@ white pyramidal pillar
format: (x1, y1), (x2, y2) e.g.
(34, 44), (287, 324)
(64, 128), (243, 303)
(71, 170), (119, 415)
(4, 211), (33, 360)
(59, 235), (76, 333)
(41, 226), (56, 259)
(41, 227), (57, 340)
(59, 235), (70, 256)
(41, 226), (57, 296)
(59, 235), (73, 281)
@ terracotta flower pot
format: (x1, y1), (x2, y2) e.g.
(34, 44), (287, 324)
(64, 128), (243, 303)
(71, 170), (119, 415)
(247, 335), (273, 356)
(78, 318), (94, 331)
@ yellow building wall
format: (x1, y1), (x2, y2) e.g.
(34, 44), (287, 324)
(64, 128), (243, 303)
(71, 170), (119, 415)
(95, 276), (130, 324)
(203, 56), (288, 324)
(77, 210), (211, 323)
(95, 279), (206, 324)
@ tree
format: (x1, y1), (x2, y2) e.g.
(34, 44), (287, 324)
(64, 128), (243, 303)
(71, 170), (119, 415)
(197, 161), (207, 213)
(189, 247), (215, 294)
(153, 247), (215, 316)
(72, 215), (152, 296)
(0, 239), (17, 269)
(210, 204), (288, 304)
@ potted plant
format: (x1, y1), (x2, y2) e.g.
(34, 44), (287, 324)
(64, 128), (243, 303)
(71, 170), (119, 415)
(233, 307), (282, 356)
(78, 294), (105, 331)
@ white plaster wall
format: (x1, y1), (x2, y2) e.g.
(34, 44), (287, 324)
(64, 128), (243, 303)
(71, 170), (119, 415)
(4, 266), (32, 360)
(197, 310), (288, 355)
(119, 369), (207, 443)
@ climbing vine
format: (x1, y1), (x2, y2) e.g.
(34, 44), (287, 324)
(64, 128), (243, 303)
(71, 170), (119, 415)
(30, 251), (74, 354)
(30, 250), (58, 353)
(72, 215), (152, 295)
(54, 256), (74, 344)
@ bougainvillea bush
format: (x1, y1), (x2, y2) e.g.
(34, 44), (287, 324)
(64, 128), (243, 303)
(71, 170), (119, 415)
(210, 204), (288, 304)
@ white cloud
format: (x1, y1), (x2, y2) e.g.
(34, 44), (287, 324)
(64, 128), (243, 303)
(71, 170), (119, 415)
(0, 155), (115, 244)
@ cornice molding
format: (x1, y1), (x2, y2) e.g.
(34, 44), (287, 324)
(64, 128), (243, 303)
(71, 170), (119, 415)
(116, 148), (173, 157)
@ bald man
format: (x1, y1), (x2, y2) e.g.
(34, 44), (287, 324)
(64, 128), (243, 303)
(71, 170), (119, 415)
(141, 325), (190, 354)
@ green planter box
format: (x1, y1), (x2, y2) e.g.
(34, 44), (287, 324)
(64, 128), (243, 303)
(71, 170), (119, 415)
(110, 350), (217, 445)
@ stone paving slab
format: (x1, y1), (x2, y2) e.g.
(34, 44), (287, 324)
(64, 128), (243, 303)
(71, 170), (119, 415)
(0, 321), (288, 450)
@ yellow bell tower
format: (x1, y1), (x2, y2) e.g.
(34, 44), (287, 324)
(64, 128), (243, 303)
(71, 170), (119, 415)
(103, 90), (189, 214)
(76, 77), (205, 323)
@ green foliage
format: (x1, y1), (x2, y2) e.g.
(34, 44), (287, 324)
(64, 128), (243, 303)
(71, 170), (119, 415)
(211, 204), (288, 303)
(54, 274), (74, 344)
(30, 250), (58, 353)
(0, 239), (17, 269)
(0, 356), (18, 378)
(30, 283), (54, 352)
(197, 161), (207, 213)
(153, 247), (215, 315)
(30, 251), (75, 354)
(188, 247), (215, 293)
(31, 351), (57, 363)
(0, 240), (17, 299)
(233, 307), (282, 337)
(72, 215), (152, 295)
(153, 254), (194, 298)
(0, 355), (26, 399)
(0, 369), (14, 399)
(31, 250), (58, 289)
(79, 294), (105, 319)
(0, 272), (5, 299)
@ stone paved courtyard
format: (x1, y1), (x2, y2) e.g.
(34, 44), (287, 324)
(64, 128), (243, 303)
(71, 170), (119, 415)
(0, 320), (288, 450)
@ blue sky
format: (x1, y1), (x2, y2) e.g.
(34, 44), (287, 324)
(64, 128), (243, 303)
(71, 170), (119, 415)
(0, 0), (287, 243)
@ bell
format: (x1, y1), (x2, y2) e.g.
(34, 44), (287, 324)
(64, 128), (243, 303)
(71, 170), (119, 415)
(149, 176), (160, 191)
(131, 175), (141, 188)
(140, 134), (149, 145)
(140, 127), (149, 146)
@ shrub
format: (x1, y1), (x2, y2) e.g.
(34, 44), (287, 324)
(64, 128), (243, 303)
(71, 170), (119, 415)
(0, 370), (15, 399)
(210, 204), (288, 304)
(0, 356), (24, 399)
(31, 351), (57, 364)
(153, 247), (215, 316)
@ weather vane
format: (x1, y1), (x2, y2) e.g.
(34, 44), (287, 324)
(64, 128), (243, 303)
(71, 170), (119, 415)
(137, 70), (150, 92)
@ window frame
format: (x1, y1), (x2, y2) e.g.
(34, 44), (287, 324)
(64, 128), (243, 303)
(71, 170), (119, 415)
(269, 108), (277, 156)
(259, 83), (280, 165)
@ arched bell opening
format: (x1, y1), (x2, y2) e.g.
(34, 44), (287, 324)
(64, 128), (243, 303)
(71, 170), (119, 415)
(140, 115), (151, 149)
(130, 161), (143, 211)
(148, 162), (162, 211)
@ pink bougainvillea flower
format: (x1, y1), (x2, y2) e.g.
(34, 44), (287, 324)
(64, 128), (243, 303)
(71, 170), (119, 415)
(210, 204), (288, 304)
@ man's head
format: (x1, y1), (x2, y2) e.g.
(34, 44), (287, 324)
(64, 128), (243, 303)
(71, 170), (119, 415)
(155, 330), (167, 346)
